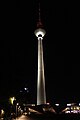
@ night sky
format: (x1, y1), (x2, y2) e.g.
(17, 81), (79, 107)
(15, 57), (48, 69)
(0, 1), (80, 104)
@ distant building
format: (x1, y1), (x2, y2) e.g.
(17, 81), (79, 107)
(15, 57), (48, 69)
(61, 103), (80, 114)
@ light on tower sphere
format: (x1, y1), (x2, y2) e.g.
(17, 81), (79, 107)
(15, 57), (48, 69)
(34, 28), (46, 38)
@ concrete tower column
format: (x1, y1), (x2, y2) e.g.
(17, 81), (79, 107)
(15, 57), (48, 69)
(34, 28), (46, 105)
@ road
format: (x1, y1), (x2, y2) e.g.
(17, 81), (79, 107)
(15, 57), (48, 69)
(16, 115), (35, 120)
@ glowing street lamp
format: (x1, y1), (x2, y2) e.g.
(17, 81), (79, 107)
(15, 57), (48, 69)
(1, 109), (5, 116)
(9, 97), (16, 105)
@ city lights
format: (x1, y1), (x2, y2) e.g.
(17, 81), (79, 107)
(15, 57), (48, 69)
(9, 97), (16, 105)
(0, 1), (79, 119)
(55, 103), (59, 106)
(67, 103), (71, 106)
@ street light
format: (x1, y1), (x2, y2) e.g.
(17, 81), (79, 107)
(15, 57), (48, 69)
(0, 109), (5, 118)
(16, 103), (19, 117)
(9, 97), (16, 118)
(9, 97), (16, 105)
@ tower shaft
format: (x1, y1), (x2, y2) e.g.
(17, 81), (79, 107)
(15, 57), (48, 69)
(37, 38), (46, 105)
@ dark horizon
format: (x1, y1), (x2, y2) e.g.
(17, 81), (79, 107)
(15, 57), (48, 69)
(0, 1), (80, 105)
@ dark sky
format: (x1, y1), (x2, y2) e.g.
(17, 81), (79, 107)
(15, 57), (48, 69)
(0, 1), (80, 104)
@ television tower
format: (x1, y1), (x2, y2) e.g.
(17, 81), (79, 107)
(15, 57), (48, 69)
(34, 4), (46, 105)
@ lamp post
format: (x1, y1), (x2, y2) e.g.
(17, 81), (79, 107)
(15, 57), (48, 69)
(9, 97), (16, 117)
(16, 103), (19, 117)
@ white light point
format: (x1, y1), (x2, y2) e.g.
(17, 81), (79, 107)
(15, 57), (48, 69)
(46, 103), (50, 105)
(67, 103), (72, 106)
(24, 88), (28, 90)
(55, 103), (59, 106)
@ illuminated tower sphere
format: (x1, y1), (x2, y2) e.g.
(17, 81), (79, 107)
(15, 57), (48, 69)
(34, 6), (46, 105)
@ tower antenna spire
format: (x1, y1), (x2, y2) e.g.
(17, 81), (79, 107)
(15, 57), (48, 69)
(37, 2), (43, 28)
(39, 2), (41, 23)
